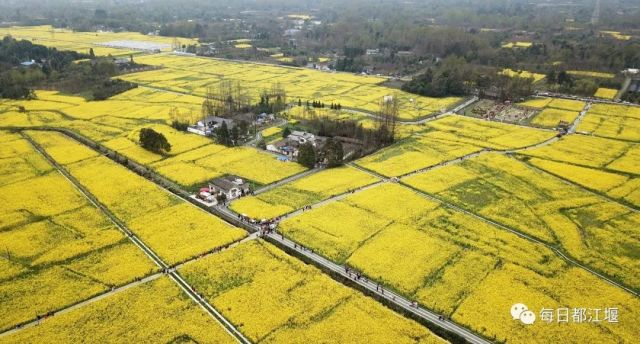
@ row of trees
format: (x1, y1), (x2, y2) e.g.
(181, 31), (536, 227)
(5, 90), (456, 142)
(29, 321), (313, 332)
(201, 81), (287, 117)
(253, 83), (287, 114)
(214, 120), (251, 147)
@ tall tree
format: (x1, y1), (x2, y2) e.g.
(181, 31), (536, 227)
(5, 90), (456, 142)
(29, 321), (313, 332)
(216, 121), (231, 146)
(297, 142), (316, 168)
(323, 138), (344, 167)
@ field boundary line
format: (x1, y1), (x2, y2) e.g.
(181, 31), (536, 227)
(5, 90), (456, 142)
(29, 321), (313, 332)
(20, 132), (252, 344)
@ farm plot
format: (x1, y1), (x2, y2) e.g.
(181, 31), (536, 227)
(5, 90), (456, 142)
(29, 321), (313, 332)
(500, 68), (546, 83)
(530, 108), (580, 128)
(278, 183), (640, 343)
(577, 103), (640, 142)
(355, 135), (482, 177)
(0, 131), (156, 331)
(520, 134), (640, 174)
(355, 115), (555, 177)
(519, 98), (584, 128)
(423, 115), (556, 149)
(28, 131), (247, 265)
(120, 54), (462, 120)
(567, 70), (616, 79)
(519, 98), (586, 112)
(180, 239), (443, 344)
(594, 87), (618, 100)
(404, 153), (640, 289)
(230, 166), (379, 219)
(2, 277), (235, 343)
(0, 25), (198, 55)
(525, 157), (640, 207)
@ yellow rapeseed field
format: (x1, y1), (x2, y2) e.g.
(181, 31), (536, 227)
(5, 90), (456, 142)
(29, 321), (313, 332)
(500, 68), (546, 83)
(594, 87), (618, 99)
(527, 157), (640, 207)
(501, 41), (533, 48)
(600, 31), (632, 40)
(180, 240), (444, 343)
(355, 135), (482, 177)
(518, 97), (553, 109)
(567, 70), (616, 79)
(28, 132), (247, 264)
(0, 25), (198, 55)
(530, 108), (580, 128)
(423, 115), (556, 149)
(261, 126), (283, 138)
(521, 134), (639, 173)
(0, 132), (156, 332)
(405, 153), (640, 289)
(279, 180), (640, 343)
(577, 103), (640, 141)
(119, 53), (462, 120)
(26, 130), (99, 164)
(355, 115), (554, 177)
(66, 156), (246, 264)
(3, 277), (236, 343)
(230, 166), (379, 218)
(154, 145), (306, 186)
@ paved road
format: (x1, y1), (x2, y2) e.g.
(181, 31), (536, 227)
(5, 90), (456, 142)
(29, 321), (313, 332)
(17, 134), (251, 344)
(568, 102), (592, 134)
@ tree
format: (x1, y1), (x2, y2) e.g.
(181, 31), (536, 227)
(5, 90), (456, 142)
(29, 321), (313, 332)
(282, 127), (292, 138)
(216, 121), (232, 146)
(376, 94), (399, 145)
(231, 125), (240, 145)
(557, 71), (573, 86)
(89, 48), (95, 58)
(238, 120), (249, 136)
(323, 138), (344, 167)
(297, 142), (316, 168)
(139, 128), (171, 153)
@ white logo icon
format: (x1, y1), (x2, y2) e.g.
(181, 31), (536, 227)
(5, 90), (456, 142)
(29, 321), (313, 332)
(511, 303), (536, 325)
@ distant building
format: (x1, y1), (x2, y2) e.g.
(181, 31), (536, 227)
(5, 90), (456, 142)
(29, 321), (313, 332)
(209, 175), (251, 200)
(366, 49), (380, 56)
(287, 131), (316, 145)
(266, 131), (326, 160)
(20, 60), (38, 67)
(113, 57), (131, 65)
(188, 116), (235, 136)
(284, 29), (301, 37)
(396, 51), (414, 57)
(255, 113), (276, 125)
